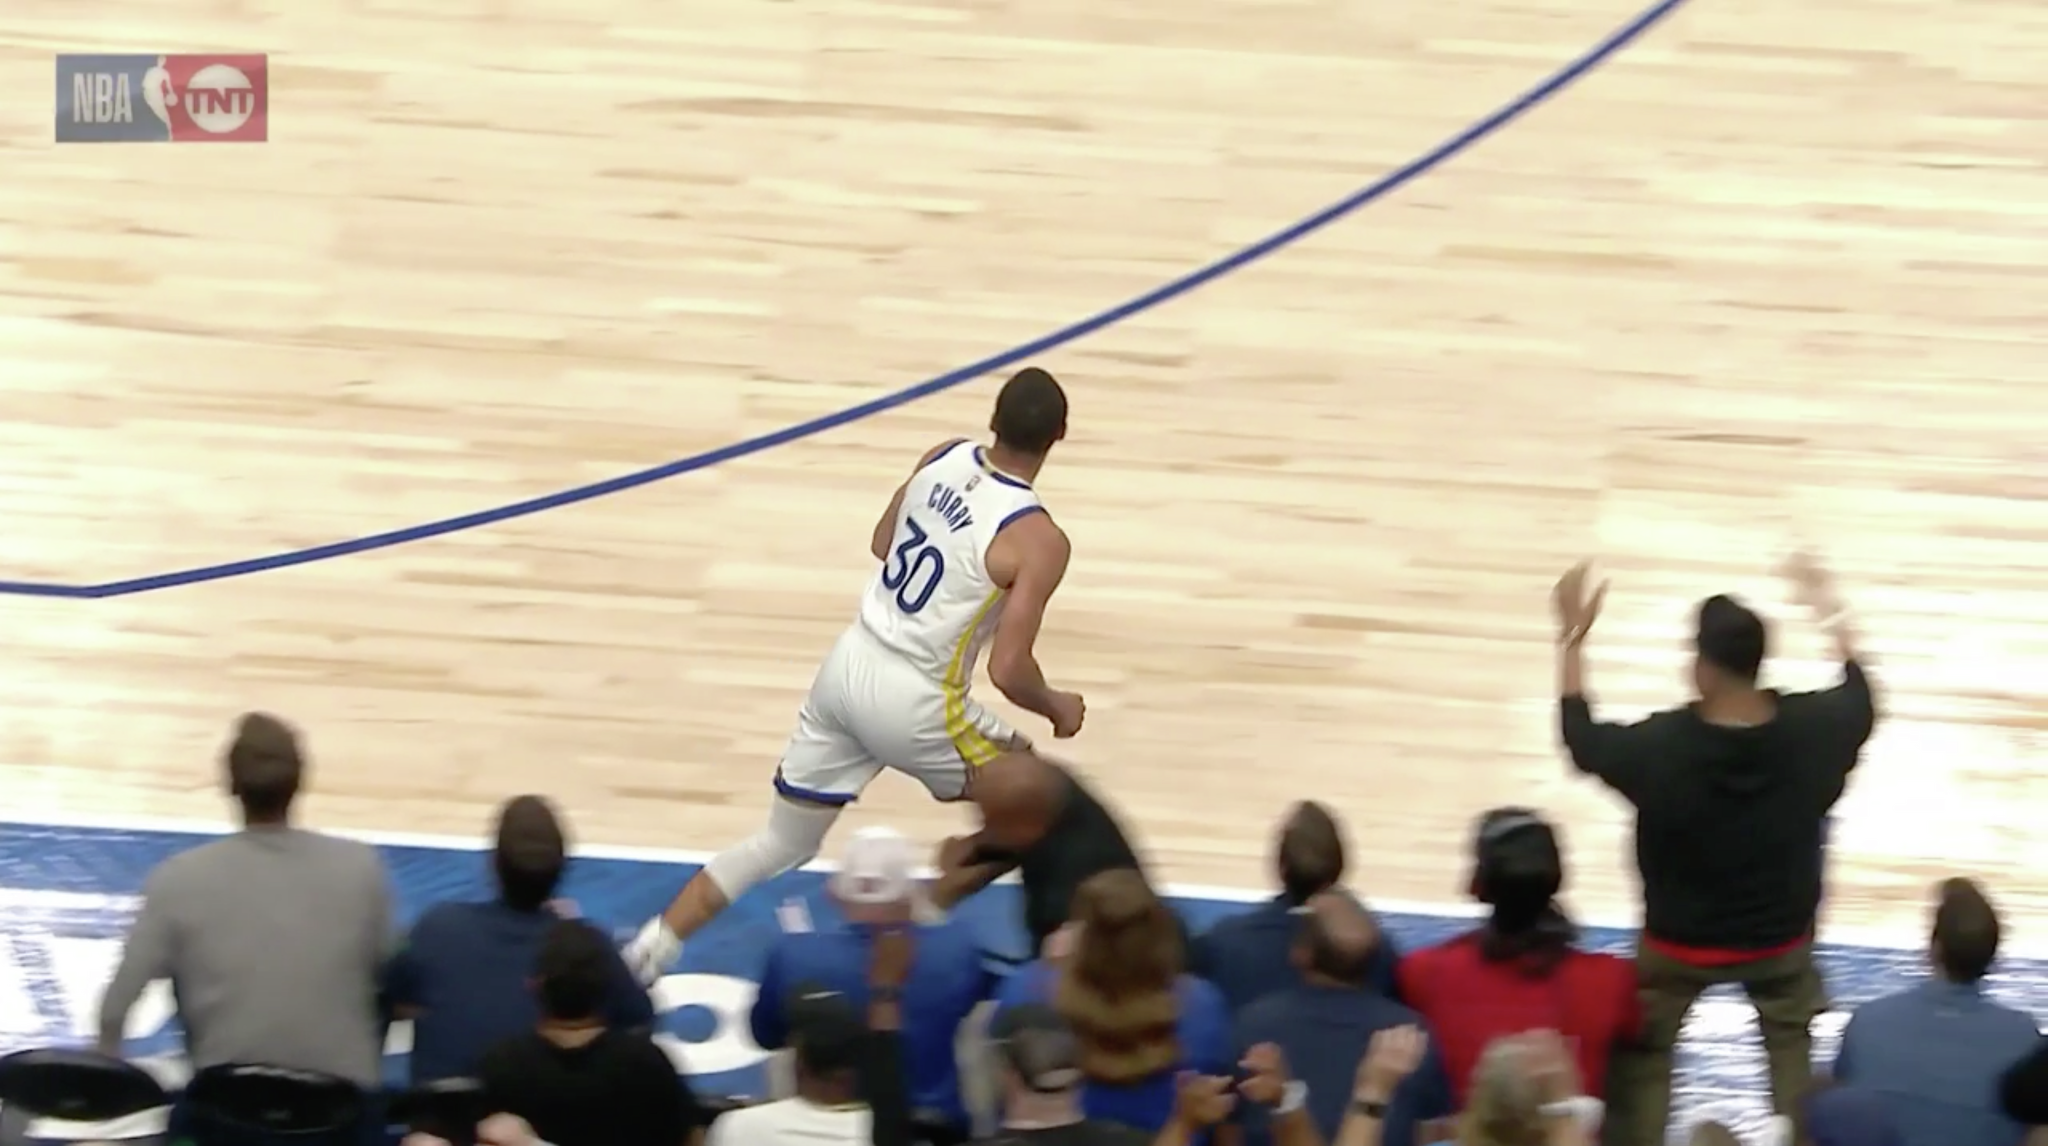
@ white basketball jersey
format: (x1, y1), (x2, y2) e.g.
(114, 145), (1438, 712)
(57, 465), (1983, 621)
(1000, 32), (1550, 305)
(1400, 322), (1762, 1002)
(856, 441), (1045, 687)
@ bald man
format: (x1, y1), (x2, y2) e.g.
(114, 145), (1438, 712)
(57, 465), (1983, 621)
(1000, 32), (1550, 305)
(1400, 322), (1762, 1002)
(931, 751), (1146, 956)
(1231, 891), (1454, 1146)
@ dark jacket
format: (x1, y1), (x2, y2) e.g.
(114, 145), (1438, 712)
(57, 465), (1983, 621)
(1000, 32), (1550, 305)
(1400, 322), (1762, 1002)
(1561, 660), (1876, 949)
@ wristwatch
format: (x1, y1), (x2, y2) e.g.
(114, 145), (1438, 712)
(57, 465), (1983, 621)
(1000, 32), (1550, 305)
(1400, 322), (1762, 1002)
(1274, 1080), (1308, 1116)
(1350, 1097), (1389, 1119)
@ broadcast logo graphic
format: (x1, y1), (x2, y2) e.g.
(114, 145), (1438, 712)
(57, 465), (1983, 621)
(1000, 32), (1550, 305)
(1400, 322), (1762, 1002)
(55, 54), (267, 143)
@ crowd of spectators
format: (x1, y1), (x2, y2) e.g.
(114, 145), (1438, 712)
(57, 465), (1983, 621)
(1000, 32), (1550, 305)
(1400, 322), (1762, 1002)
(63, 557), (2048, 1146)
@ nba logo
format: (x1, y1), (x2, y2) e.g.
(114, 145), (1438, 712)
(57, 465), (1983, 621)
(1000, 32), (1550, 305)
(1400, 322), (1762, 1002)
(54, 54), (267, 143)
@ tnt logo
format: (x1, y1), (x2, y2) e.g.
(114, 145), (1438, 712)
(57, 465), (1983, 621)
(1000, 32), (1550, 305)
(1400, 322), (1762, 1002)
(55, 53), (267, 143)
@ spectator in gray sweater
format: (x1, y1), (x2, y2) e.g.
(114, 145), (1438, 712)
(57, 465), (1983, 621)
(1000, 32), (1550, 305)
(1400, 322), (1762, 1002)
(97, 712), (394, 1090)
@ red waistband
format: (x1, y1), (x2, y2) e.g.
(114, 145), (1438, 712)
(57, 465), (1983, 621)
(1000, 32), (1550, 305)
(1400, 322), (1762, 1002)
(1643, 933), (1808, 967)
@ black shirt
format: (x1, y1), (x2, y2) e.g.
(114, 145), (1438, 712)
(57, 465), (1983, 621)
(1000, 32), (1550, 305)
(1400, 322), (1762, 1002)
(1013, 765), (1144, 950)
(2000, 1036), (2048, 1123)
(972, 1122), (1154, 1146)
(1561, 659), (1877, 950)
(480, 1028), (701, 1146)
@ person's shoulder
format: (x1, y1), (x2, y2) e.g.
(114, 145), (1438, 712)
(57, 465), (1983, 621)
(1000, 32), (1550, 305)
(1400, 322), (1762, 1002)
(1177, 972), (1227, 1009)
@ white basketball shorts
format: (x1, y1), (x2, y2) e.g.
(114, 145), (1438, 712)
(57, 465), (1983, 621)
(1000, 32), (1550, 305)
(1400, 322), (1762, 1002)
(773, 624), (1024, 805)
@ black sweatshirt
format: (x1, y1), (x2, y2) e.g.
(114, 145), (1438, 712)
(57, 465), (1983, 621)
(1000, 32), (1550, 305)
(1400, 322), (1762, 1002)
(1560, 660), (1877, 950)
(2000, 1036), (2048, 1124)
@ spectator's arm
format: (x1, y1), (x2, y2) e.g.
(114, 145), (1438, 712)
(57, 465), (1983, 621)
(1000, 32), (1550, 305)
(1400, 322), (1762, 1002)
(97, 873), (175, 1054)
(1999, 1035), (2048, 1123)
(1815, 658), (1878, 762)
(1557, 684), (1655, 803)
(602, 940), (657, 1032)
(1831, 1013), (1858, 1081)
(864, 932), (914, 1146)
(1187, 979), (1235, 1074)
(383, 933), (422, 1021)
(748, 945), (790, 1050)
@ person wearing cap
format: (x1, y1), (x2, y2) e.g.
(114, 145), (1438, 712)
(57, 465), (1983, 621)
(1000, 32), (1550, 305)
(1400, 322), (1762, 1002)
(1396, 809), (1638, 1112)
(1553, 554), (1878, 1144)
(1191, 802), (1401, 1016)
(97, 713), (394, 1097)
(751, 826), (992, 1143)
(1831, 878), (2040, 1146)
(386, 795), (654, 1084)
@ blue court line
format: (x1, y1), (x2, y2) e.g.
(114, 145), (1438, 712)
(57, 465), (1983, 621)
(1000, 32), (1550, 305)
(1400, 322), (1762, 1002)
(0, 0), (1691, 599)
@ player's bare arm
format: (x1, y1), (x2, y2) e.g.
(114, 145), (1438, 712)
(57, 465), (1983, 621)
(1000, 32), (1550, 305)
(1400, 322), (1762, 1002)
(870, 439), (966, 561)
(987, 514), (1084, 737)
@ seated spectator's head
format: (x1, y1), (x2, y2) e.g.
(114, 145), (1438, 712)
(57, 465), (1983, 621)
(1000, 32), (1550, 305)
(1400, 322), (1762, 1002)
(989, 1003), (1085, 1120)
(533, 919), (610, 1030)
(1930, 876), (2001, 985)
(1459, 1036), (1548, 1146)
(1291, 889), (1379, 988)
(785, 985), (866, 1106)
(1469, 808), (1576, 976)
(224, 712), (304, 825)
(1275, 801), (1346, 906)
(493, 796), (567, 913)
(1055, 869), (1182, 1084)
(1692, 594), (1768, 698)
(828, 826), (917, 927)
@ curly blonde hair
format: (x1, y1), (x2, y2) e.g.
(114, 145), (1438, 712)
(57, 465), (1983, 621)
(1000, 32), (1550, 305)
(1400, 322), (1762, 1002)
(1053, 869), (1183, 1083)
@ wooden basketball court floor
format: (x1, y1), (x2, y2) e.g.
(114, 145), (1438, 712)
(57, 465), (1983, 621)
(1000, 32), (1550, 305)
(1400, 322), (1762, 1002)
(0, 0), (2044, 950)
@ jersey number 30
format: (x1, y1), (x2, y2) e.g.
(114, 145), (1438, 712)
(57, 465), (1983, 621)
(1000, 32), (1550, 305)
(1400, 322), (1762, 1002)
(883, 517), (946, 614)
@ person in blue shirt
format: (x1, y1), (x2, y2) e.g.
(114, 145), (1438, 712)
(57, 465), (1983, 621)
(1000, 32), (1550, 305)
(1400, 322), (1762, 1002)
(1191, 802), (1400, 1014)
(385, 796), (653, 1084)
(1834, 877), (2042, 1146)
(992, 868), (1232, 1137)
(749, 826), (995, 1141)
(1231, 889), (1453, 1146)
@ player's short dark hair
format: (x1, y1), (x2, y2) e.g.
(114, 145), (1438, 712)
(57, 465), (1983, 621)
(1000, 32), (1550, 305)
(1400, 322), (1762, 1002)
(534, 920), (610, 1022)
(225, 712), (304, 820)
(991, 367), (1068, 456)
(1277, 802), (1346, 903)
(494, 795), (567, 912)
(1932, 876), (2000, 984)
(1695, 594), (1767, 682)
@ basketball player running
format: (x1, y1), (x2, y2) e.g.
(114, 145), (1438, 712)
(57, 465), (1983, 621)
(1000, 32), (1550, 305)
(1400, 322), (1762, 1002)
(623, 367), (1085, 982)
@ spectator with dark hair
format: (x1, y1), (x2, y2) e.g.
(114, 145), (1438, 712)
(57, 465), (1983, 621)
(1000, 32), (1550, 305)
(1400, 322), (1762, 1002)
(1227, 890), (1452, 1146)
(750, 827), (991, 1142)
(1193, 803), (1400, 1013)
(994, 869), (1232, 1135)
(1554, 554), (1878, 1143)
(98, 712), (393, 1095)
(1833, 878), (2040, 1146)
(480, 919), (702, 1146)
(1397, 809), (1637, 1109)
(386, 795), (653, 1084)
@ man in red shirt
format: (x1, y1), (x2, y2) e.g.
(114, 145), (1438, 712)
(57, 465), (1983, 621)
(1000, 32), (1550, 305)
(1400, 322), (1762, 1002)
(1397, 809), (1640, 1111)
(1553, 555), (1878, 1145)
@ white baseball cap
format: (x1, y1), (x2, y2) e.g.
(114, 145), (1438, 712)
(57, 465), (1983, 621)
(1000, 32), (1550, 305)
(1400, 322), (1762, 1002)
(829, 826), (917, 905)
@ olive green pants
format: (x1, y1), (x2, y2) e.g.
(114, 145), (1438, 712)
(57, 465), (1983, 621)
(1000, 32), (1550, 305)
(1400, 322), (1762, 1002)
(1603, 940), (1829, 1146)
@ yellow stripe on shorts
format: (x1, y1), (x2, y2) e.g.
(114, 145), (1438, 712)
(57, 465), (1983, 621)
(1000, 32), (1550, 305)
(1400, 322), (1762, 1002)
(944, 590), (1005, 767)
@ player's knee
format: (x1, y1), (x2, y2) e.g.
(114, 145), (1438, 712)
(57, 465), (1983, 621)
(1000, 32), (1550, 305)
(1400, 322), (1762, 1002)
(703, 797), (841, 898)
